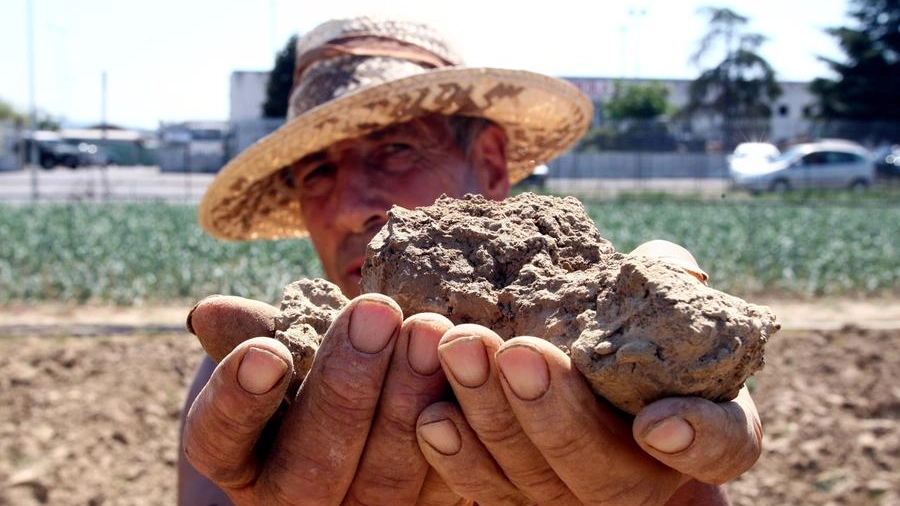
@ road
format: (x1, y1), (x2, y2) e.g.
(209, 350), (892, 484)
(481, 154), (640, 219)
(0, 166), (215, 203)
(0, 165), (733, 203)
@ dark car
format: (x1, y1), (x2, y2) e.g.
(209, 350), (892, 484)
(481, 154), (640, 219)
(873, 144), (900, 179)
(74, 142), (116, 166)
(18, 138), (82, 169)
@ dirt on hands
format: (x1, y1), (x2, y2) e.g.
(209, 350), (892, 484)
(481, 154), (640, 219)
(262, 193), (778, 414)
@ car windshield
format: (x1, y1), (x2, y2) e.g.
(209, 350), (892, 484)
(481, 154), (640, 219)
(773, 146), (805, 163)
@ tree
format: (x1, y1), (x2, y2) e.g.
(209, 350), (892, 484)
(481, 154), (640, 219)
(682, 7), (782, 149)
(261, 34), (298, 119)
(0, 98), (26, 125)
(578, 82), (678, 152)
(0, 97), (60, 130)
(605, 81), (669, 120)
(606, 81), (676, 151)
(809, 0), (900, 141)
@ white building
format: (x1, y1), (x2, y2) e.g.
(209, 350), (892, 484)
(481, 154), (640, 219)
(230, 71), (272, 122)
(563, 76), (816, 145)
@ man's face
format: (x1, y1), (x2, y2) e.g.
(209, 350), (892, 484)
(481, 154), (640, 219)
(291, 116), (504, 297)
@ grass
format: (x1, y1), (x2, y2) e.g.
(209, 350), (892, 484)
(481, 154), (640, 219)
(1, 192), (898, 305)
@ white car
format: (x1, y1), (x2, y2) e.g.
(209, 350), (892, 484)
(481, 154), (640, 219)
(727, 142), (781, 174)
(729, 140), (875, 193)
(517, 163), (548, 188)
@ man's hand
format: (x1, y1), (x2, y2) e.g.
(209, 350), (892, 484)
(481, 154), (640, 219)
(417, 326), (760, 505)
(180, 294), (466, 505)
(180, 240), (760, 506)
(413, 239), (761, 505)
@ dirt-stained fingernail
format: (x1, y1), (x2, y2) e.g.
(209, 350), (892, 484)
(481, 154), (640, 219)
(440, 336), (490, 388)
(238, 347), (288, 395)
(407, 319), (445, 375)
(419, 419), (461, 455)
(348, 299), (399, 353)
(496, 344), (550, 401)
(643, 416), (695, 454)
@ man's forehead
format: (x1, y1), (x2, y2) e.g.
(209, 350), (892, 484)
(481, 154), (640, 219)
(366, 115), (446, 140)
(298, 115), (449, 164)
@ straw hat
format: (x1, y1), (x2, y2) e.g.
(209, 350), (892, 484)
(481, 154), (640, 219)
(199, 16), (593, 241)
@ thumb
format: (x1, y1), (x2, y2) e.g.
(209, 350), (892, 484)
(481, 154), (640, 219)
(187, 295), (278, 363)
(633, 387), (762, 484)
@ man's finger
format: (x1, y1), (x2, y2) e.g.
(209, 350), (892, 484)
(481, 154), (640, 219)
(187, 295), (279, 362)
(630, 239), (709, 284)
(182, 337), (293, 492)
(436, 326), (575, 505)
(494, 337), (683, 505)
(418, 402), (533, 506)
(634, 386), (763, 484)
(263, 294), (404, 505)
(347, 313), (456, 505)
(417, 467), (471, 506)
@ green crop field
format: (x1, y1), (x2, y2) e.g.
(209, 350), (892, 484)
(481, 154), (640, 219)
(1, 194), (898, 306)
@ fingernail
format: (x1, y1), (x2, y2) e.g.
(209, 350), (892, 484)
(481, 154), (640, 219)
(419, 419), (461, 455)
(238, 347), (288, 395)
(496, 344), (549, 401)
(644, 416), (695, 454)
(407, 320), (443, 375)
(348, 299), (398, 353)
(440, 336), (489, 388)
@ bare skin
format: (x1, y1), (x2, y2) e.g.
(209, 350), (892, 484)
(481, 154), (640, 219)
(179, 117), (761, 505)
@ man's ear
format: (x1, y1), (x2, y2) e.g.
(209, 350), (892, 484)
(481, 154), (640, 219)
(469, 123), (510, 199)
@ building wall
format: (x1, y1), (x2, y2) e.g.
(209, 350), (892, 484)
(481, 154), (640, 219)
(0, 122), (18, 171)
(563, 76), (816, 144)
(230, 71), (271, 121)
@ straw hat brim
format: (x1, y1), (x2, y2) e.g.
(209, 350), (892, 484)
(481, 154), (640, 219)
(198, 67), (592, 241)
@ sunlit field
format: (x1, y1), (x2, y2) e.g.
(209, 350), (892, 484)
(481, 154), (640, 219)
(1, 192), (898, 305)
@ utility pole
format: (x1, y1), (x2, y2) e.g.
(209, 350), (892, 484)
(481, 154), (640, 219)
(101, 71), (110, 200)
(27, 0), (39, 200)
(628, 7), (647, 79)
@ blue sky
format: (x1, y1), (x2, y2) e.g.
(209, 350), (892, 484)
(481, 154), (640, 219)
(0, 0), (853, 130)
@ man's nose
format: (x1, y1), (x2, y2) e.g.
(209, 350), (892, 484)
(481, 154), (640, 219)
(331, 159), (389, 234)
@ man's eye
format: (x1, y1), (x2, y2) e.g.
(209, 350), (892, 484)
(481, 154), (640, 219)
(298, 163), (336, 197)
(382, 143), (411, 154)
(373, 143), (415, 172)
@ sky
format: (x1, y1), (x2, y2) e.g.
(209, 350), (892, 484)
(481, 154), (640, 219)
(0, 0), (855, 131)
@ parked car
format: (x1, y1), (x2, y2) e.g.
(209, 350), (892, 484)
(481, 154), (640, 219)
(727, 141), (780, 174)
(516, 163), (549, 188)
(872, 144), (900, 179)
(18, 138), (81, 169)
(74, 142), (117, 166)
(729, 140), (875, 193)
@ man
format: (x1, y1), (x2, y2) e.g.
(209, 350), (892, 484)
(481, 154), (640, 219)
(180, 16), (761, 505)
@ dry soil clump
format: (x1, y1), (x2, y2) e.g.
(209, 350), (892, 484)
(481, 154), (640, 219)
(266, 193), (778, 414)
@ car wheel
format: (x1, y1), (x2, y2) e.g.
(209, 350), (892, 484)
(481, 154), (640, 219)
(770, 179), (791, 193)
(849, 179), (869, 192)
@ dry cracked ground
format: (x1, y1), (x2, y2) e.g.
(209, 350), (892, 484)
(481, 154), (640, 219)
(0, 300), (898, 506)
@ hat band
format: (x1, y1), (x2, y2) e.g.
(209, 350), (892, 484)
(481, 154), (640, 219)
(292, 35), (456, 93)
